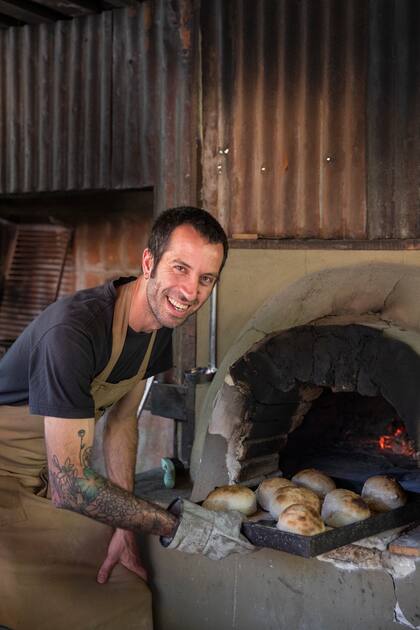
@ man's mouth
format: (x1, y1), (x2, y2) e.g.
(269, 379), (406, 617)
(167, 296), (190, 313)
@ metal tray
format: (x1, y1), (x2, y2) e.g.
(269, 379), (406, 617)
(242, 494), (420, 558)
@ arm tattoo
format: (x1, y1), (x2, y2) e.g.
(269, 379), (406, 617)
(49, 429), (178, 537)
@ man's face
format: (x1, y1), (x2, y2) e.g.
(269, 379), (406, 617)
(144, 224), (224, 329)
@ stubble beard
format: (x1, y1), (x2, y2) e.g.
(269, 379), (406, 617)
(146, 279), (191, 329)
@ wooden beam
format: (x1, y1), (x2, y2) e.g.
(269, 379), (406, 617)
(103, 0), (141, 8)
(0, 0), (67, 24)
(35, 0), (101, 17)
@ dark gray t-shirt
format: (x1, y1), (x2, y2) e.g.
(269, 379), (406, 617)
(0, 277), (173, 418)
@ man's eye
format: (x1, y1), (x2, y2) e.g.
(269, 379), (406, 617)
(174, 265), (186, 272)
(201, 276), (214, 285)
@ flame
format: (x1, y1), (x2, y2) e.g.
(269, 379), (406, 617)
(378, 421), (416, 456)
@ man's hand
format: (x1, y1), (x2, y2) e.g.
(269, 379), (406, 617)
(97, 528), (148, 584)
(161, 499), (256, 560)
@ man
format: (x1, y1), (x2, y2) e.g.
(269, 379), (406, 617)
(0, 207), (253, 630)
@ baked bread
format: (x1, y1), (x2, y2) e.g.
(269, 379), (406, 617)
(203, 485), (257, 516)
(361, 475), (407, 512)
(321, 489), (371, 527)
(291, 468), (336, 498)
(269, 486), (321, 519)
(276, 504), (326, 536)
(256, 477), (294, 511)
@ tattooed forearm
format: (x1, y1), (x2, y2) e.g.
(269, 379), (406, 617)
(49, 429), (178, 537)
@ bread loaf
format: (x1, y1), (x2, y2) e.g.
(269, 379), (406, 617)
(292, 468), (336, 498)
(269, 486), (321, 519)
(361, 475), (407, 512)
(203, 485), (257, 516)
(321, 489), (371, 527)
(256, 477), (294, 511)
(276, 504), (326, 536)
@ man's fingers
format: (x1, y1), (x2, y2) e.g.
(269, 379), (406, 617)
(97, 555), (148, 584)
(96, 556), (117, 584)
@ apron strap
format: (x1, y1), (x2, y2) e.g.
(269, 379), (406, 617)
(137, 329), (157, 382)
(91, 281), (158, 412)
(94, 281), (133, 384)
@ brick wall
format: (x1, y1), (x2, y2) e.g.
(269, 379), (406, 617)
(74, 210), (151, 289)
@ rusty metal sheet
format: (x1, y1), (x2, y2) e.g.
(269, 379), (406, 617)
(111, 3), (155, 189)
(201, 0), (369, 239)
(367, 0), (420, 239)
(111, 0), (200, 206)
(142, 0), (199, 215)
(0, 1), (199, 208)
(0, 12), (112, 193)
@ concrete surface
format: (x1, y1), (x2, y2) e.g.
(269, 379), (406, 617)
(139, 533), (420, 630)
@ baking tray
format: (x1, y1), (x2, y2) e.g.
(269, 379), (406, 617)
(241, 494), (420, 558)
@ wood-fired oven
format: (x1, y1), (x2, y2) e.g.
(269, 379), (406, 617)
(191, 265), (420, 561)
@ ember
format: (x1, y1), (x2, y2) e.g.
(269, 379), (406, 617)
(378, 421), (416, 457)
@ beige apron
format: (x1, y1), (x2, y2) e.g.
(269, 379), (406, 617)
(0, 281), (156, 630)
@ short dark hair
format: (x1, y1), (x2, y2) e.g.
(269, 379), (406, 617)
(147, 206), (228, 273)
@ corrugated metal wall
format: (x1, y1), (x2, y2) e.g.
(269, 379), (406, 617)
(0, 0), (418, 238)
(0, 12), (112, 192)
(112, 0), (199, 214)
(112, 4), (155, 189)
(200, 0), (419, 240)
(0, 0), (199, 211)
(367, 0), (420, 239)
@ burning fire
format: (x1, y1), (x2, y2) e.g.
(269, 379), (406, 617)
(378, 421), (416, 456)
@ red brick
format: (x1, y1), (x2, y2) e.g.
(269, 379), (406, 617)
(125, 216), (151, 270)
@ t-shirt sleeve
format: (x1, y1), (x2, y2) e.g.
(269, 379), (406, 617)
(29, 324), (96, 418)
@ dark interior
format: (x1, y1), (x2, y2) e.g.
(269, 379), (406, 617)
(230, 324), (420, 490)
(280, 390), (419, 491)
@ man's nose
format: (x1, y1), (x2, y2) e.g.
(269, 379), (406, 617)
(180, 275), (199, 302)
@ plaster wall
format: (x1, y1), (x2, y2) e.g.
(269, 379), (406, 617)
(197, 248), (420, 368)
(141, 535), (420, 630)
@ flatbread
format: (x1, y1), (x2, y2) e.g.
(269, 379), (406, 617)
(203, 485), (257, 516)
(321, 489), (371, 527)
(269, 486), (321, 519)
(276, 504), (326, 536)
(291, 468), (336, 498)
(361, 475), (407, 512)
(256, 477), (294, 511)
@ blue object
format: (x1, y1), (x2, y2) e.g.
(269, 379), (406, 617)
(161, 457), (176, 489)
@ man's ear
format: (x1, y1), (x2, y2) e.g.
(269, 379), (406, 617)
(142, 248), (154, 278)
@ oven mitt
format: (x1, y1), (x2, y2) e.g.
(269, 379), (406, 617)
(160, 498), (255, 560)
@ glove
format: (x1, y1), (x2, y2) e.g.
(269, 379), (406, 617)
(160, 498), (256, 560)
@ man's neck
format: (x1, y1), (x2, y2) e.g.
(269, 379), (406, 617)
(128, 276), (161, 333)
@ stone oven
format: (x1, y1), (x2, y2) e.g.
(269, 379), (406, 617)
(138, 262), (420, 630)
(195, 319), (420, 496)
(191, 263), (420, 504)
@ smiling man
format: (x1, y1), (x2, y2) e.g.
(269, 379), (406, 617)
(0, 207), (254, 630)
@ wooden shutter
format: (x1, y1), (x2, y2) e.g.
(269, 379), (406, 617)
(0, 224), (73, 348)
